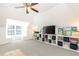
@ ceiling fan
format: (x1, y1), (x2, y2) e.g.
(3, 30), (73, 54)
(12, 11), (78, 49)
(15, 3), (39, 14)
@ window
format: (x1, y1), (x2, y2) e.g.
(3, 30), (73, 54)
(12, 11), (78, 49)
(6, 18), (29, 39)
(8, 25), (15, 35)
(7, 25), (22, 36)
(16, 26), (22, 35)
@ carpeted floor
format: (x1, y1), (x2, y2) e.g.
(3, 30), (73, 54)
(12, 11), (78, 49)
(0, 39), (79, 56)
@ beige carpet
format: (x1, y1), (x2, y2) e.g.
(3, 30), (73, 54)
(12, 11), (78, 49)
(2, 49), (25, 56)
(0, 40), (79, 56)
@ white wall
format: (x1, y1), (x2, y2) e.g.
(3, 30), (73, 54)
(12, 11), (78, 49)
(1, 3), (79, 41)
(4, 4), (34, 39)
(0, 5), (7, 44)
(0, 4), (35, 41)
(34, 4), (79, 31)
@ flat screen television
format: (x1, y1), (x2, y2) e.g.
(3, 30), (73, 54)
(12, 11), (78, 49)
(42, 25), (55, 34)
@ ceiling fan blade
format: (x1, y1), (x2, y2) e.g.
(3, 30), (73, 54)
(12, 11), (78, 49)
(15, 6), (25, 8)
(31, 8), (39, 13)
(31, 3), (38, 6)
(26, 8), (29, 14)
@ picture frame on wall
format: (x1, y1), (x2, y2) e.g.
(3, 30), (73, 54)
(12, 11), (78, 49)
(72, 27), (77, 31)
(72, 31), (79, 36)
(58, 28), (63, 35)
(63, 27), (72, 36)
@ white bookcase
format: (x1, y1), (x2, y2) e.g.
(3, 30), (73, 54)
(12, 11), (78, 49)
(33, 26), (79, 52)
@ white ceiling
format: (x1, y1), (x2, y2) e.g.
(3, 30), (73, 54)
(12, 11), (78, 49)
(0, 3), (79, 14)
(0, 3), (79, 26)
(0, 3), (61, 13)
(33, 3), (60, 13)
(66, 3), (79, 16)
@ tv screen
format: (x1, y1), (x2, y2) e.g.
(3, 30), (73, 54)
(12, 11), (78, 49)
(42, 25), (55, 34)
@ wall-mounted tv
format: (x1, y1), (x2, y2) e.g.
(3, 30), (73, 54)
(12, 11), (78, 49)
(42, 25), (55, 34)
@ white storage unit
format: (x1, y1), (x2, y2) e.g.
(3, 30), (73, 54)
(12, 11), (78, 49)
(33, 28), (79, 53)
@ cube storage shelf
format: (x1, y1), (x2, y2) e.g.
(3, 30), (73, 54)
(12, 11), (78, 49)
(33, 33), (79, 52)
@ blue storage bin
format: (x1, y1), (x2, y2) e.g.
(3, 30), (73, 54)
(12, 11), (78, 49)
(52, 36), (56, 40)
(63, 37), (69, 42)
(57, 41), (63, 46)
(49, 39), (52, 43)
(42, 38), (44, 42)
(70, 43), (78, 50)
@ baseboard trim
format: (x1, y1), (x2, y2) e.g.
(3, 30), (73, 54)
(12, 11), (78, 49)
(0, 41), (9, 46)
